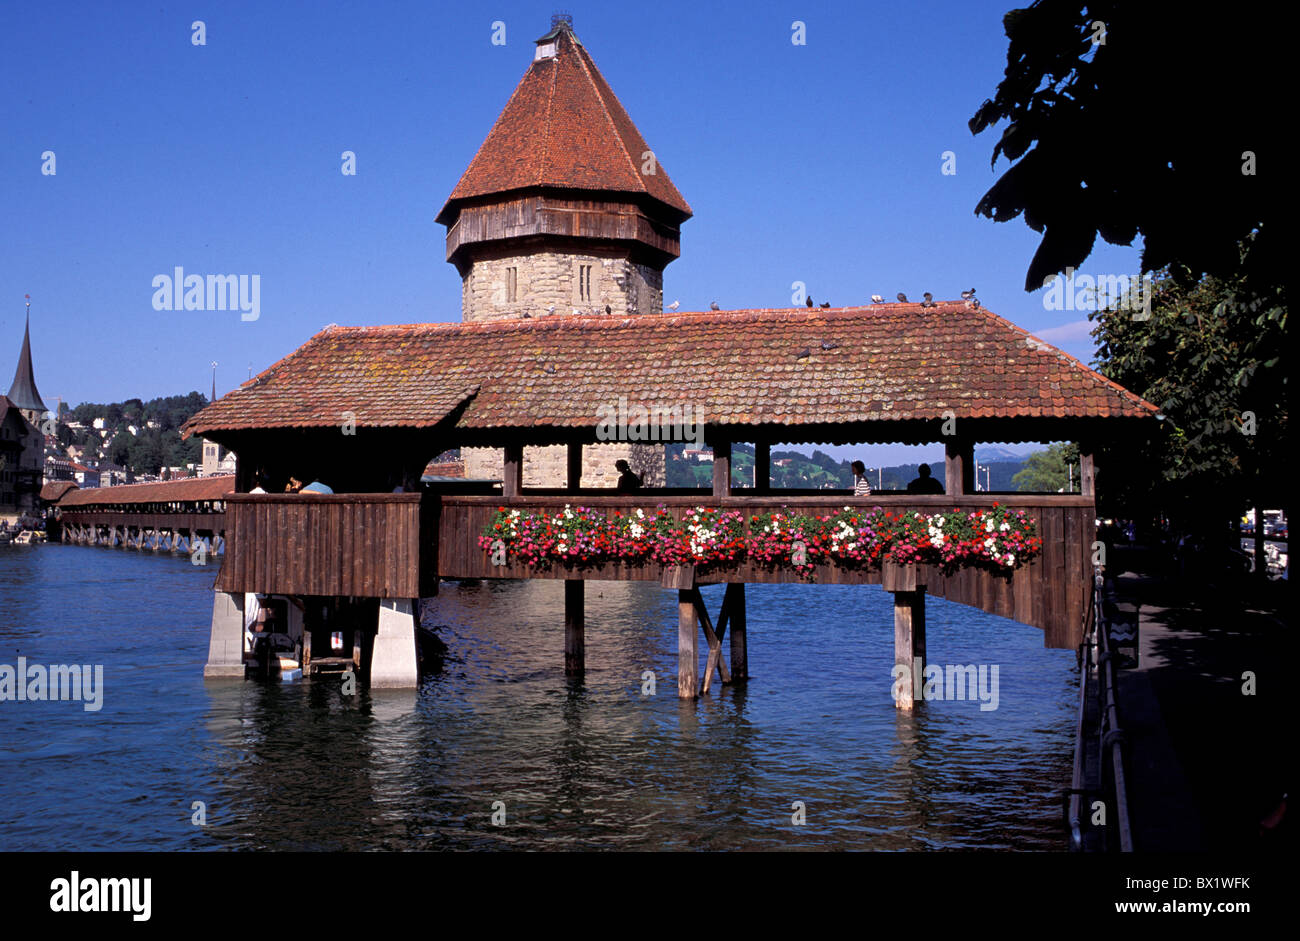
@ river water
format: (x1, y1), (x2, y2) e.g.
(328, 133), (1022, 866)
(1, 544), (1076, 850)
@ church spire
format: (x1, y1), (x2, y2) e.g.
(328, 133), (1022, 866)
(7, 295), (47, 420)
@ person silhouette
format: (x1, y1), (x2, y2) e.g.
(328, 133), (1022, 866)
(906, 463), (945, 494)
(615, 459), (642, 492)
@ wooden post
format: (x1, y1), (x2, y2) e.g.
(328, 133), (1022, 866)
(564, 578), (585, 676)
(754, 442), (770, 493)
(726, 583), (748, 682)
(566, 443), (583, 491)
(944, 438), (973, 496)
(692, 586), (731, 692)
(502, 443), (523, 498)
(1079, 448), (1097, 497)
(712, 437), (731, 499)
(893, 588), (926, 710)
(235, 456), (256, 493)
(677, 588), (698, 699)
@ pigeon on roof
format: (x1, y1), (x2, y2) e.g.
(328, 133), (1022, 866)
(896, 292), (908, 303)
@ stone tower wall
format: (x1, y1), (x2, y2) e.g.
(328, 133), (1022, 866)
(462, 443), (666, 489)
(461, 248), (663, 323)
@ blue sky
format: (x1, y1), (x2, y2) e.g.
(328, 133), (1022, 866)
(1, 0), (1140, 465)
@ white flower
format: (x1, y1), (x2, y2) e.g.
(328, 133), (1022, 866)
(636, 508), (645, 519)
(986, 519), (995, 532)
(1000, 522), (1010, 532)
(1005, 554), (1015, 565)
(630, 523), (644, 538)
(557, 543), (568, 553)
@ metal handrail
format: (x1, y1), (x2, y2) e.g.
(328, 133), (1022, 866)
(1095, 572), (1134, 851)
(1068, 571), (1134, 852)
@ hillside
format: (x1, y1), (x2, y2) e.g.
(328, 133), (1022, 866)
(54, 392), (209, 475)
(665, 444), (1028, 491)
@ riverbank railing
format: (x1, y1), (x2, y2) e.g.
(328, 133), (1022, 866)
(1069, 571), (1134, 851)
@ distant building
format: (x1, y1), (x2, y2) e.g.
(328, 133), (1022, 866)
(92, 417), (106, 430)
(97, 462), (131, 487)
(70, 462), (101, 488)
(45, 455), (74, 482)
(1, 396), (43, 519)
(200, 438), (237, 477)
(2, 306), (47, 521)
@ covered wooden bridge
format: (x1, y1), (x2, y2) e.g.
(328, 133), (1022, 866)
(51, 475), (234, 555)
(182, 301), (1158, 699)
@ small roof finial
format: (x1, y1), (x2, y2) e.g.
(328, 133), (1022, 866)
(551, 13), (573, 31)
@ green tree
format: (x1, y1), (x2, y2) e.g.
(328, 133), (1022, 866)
(971, 2), (1282, 291)
(106, 432), (133, 467)
(1013, 442), (1081, 492)
(1088, 258), (1287, 525)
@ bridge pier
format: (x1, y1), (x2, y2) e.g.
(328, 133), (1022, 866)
(726, 583), (748, 682)
(564, 579), (585, 677)
(204, 591), (246, 679)
(892, 589), (927, 710)
(885, 563), (927, 710)
(677, 588), (698, 699)
(370, 598), (419, 688)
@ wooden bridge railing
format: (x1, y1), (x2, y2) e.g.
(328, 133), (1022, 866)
(207, 491), (1095, 649)
(436, 493), (1096, 648)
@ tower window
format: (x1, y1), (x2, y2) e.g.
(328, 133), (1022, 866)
(578, 264), (593, 302)
(506, 267), (518, 303)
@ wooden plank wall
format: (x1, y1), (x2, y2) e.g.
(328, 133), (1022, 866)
(214, 493), (422, 598)
(445, 195), (680, 261)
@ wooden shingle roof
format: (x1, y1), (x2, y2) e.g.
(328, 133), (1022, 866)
(182, 303), (1157, 439)
(58, 475), (235, 506)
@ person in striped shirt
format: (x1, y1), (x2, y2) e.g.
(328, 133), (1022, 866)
(851, 461), (872, 496)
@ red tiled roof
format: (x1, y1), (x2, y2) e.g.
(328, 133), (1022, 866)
(182, 303), (1157, 438)
(58, 475), (235, 507)
(437, 25), (691, 223)
(40, 480), (78, 502)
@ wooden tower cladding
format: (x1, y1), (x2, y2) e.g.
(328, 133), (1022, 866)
(437, 18), (691, 324)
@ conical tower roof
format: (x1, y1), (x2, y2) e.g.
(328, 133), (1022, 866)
(436, 18), (691, 225)
(7, 308), (47, 415)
